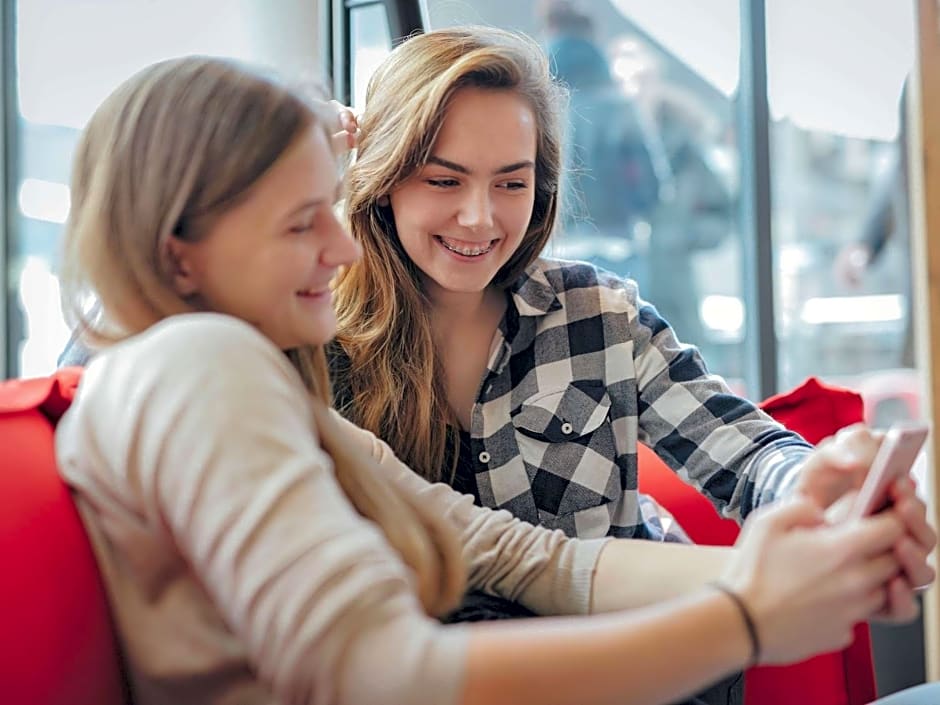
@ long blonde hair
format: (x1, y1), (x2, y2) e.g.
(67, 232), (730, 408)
(333, 27), (565, 481)
(60, 56), (464, 616)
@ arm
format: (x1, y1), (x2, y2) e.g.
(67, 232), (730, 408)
(87, 314), (908, 705)
(461, 499), (903, 705)
(591, 541), (733, 612)
(334, 409), (736, 614)
(622, 278), (812, 520)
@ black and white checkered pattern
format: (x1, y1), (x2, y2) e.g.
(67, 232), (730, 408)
(465, 257), (813, 540)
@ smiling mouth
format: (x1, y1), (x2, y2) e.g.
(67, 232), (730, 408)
(435, 235), (498, 257)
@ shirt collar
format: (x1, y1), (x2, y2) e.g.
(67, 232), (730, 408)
(508, 259), (563, 317)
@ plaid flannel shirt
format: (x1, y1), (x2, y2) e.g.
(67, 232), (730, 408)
(460, 257), (813, 540)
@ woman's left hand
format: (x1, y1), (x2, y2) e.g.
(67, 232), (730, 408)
(329, 100), (359, 155)
(793, 425), (937, 623)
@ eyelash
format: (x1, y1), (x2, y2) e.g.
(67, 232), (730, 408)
(425, 178), (528, 191)
(289, 223), (314, 235)
(426, 178), (459, 188)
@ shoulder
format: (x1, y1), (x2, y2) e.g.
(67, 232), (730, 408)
(81, 313), (303, 410)
(533, 257), (641, 310)
(99, 313), (290, 372)
(115, 312), (281, 359)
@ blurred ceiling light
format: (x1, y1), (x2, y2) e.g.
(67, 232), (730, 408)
(700, 294), (745, 334)
(800, 294), (904, 325)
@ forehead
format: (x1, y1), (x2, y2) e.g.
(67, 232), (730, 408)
(432, 86), (537, 165)
(248, 125), (337, 202)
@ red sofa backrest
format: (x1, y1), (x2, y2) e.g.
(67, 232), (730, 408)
(638, 376), (876, 705)
(0, 370), (128, 705)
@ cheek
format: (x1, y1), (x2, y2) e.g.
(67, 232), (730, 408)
(391, 194), (433, 241)
(505, 198), (536, 239)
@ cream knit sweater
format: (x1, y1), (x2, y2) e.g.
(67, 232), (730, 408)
(56, 313), (607, 705)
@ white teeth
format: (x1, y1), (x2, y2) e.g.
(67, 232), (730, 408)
(438, 237), (495, 257)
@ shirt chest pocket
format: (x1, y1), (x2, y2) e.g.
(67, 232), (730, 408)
(511, 380), (621, 518)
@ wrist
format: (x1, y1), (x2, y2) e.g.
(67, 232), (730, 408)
(709, 582), (762, 667)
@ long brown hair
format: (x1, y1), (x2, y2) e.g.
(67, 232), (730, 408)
(333, 27), (565, 481)
(60, 56), (464, 616)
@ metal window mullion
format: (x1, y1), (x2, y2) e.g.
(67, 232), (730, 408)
(1, 0), (16, 380)
(738, 0), (777, 400)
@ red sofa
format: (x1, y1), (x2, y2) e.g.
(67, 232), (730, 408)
(0, 369), (127, 705)
(638, 376), (877, 705)
(0, 371), (874, 705)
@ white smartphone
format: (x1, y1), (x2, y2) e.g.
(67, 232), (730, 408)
(848, 422), (929, 520)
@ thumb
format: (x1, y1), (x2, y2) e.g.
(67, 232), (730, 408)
(759, 497), (827, 534)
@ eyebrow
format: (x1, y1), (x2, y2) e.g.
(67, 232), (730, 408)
(283, 183), (343, 219)
(427, 156), (535, 175)
(285, 200), (325, 219)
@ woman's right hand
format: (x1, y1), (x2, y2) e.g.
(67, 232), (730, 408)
(721, 499), (904, 665)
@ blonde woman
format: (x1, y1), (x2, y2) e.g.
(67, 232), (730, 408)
(53, 56), (925, 705)
(331, 27), (933, 625)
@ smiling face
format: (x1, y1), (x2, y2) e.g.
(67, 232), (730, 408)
(167, 125), (361, 349)
(388, 86), (538, 300)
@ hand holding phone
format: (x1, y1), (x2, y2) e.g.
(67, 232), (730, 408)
(848, 422), (929, 520)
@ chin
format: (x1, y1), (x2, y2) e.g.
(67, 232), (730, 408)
(307, 317), (338, 347)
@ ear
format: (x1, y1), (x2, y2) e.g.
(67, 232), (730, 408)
(164, 235), (201, 297)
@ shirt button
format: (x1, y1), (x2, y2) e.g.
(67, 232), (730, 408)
(478, 451), (491, 464)
(561, 422), (574, 435)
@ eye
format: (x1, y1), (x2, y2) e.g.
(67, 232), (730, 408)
(498, 180), (528, 191)
(426, 178), (460, 189)
(288, 222), (314, 235)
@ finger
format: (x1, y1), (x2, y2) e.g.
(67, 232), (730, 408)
(835, 423), (884, 445)
(839, 513), (905, 559)
(329, 100), (357, 132)
(890, 489), (937, 552)
(832, 425), (883, 469)
(853, 553), (902, 592)
(862, 584), (890, 619)
(894, 536), (936, 588)
(331, 130), (356, 156)
(823, 491), (859, 525)
(880, 575), (920, 623)
(761, 497), (826, 533)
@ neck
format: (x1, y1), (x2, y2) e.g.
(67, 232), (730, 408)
(425, 280), (503, 334)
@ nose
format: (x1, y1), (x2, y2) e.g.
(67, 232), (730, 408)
(321, 213), (362, 268)
(456, 186), (494, 232)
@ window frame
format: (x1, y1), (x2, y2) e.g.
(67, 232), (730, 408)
(1, 0), (14, 378)
(912, 0), (940, 678)
(329, 0), (424, 106)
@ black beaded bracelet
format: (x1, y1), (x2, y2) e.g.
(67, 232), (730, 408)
(710, 582), (762, 667)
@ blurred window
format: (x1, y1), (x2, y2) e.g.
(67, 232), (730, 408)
(350, 3), (394, 111)
(10, 0), (321, 377)
(766, 0), (917, 428)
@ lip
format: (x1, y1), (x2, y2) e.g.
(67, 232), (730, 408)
(434, 235), (498, 260)
(296, 288), (331, 300)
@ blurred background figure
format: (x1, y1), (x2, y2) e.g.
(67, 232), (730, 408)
(834, 78), (913, 369)
(540, 0), (735, 347)
(541, 0), (664, 298)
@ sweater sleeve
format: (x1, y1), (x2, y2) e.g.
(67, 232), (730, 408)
(74, 313), (469, 705)
(329, 411), (609, 616)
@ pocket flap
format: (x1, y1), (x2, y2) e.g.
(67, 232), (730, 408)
(513, 380), (611, 442)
